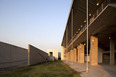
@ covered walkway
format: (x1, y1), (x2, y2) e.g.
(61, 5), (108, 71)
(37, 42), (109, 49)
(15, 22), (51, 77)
(63, 61), (116, 77)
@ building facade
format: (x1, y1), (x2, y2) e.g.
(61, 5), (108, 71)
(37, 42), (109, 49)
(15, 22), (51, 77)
(47, 49), (58, 60)
(61, 0), (116, 65)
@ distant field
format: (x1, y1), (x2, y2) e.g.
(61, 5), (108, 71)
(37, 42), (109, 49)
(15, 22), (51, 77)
(0, 61), (80, 77)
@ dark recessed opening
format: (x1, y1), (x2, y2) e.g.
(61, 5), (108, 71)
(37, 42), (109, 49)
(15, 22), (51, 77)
(49, 52), (53, 56)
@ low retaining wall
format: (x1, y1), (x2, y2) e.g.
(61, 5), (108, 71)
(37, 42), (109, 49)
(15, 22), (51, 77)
(0, 42), (28, 68)
(28, 44), (49, 65)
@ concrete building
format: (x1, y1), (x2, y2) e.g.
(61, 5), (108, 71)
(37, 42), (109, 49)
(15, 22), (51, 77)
(61, 0), (116, 65)
(47, 49), (58, 60)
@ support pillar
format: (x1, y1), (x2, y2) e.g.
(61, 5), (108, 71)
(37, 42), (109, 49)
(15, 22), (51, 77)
(90, 36), (98, 65)
(65, 52), (67, 61)
(71, 50), (74, 62)
(68, 52), (69, 61)
(61, 46), (65, 60)
(70, 50), (73, 61)
(110, 38), (115, 65)
(73, 48), (77, 62)
(78, 44), (84, 63)
(80, 44), (85, 63)
(69, 51), (71, 61)
(66, 53), (68, 61)
(66, 52), (68, 61)
(70, 50), (72, 61)
(77, 45), (80, 63)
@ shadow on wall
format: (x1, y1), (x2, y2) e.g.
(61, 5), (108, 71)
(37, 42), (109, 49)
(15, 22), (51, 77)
(0, 41), (28, 69)
(28, 44), (49, 65)
(0, 41), (50, 71)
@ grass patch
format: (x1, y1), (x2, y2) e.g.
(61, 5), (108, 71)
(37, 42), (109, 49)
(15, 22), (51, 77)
(0, 61), (80, 77)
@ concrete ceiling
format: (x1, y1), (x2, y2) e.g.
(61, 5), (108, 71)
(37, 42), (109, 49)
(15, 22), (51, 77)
(61, 0), (116, 49)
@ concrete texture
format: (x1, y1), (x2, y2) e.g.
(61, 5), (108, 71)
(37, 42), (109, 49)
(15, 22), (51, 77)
(61, 46), (65, 60)
(47, 49), (58, 60)
(110, 38), (115, 65)
(70, 50), (73, 62)
(79, 44), (84, 63)
(90, 36), (98, 65)
(66, 52), (68, 61)
(78, 44), (84, 63)
(73, 48), (77, 62)
(0, 42), (28, 68)
(78, 45), (80, 63)
(28, 44), (49, 65)
(64, 61), (116, 77)
(98, 48), (103, 63)
(61, 0), (116, 66)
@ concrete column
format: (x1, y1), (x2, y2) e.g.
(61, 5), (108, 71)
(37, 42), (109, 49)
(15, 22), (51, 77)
(79, 44), (85, 63)
(69, 51), (71, 61)
(77, 45), (80, 63)
(67, 52), (69, 61)
(73, 48), (77, 62)
(66, 52), (68, 61)
(71, 50), (74, 62)
(61, 46), (65, 60)
(90, 36), (98, 65)
(110, 38), (115, 65)
(68, 52), (70, 61)
(70, 50), (72, 62)
(78, 44), (85, 63)
(70, 50), (72, 61)
(72, 49), (74, 62)
(68, 52), (69, 61)
(66, 53), (68, 61)
(65, 53), (67, 61)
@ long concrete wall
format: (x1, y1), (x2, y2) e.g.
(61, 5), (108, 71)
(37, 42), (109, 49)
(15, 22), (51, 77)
(0, 42), (28, 68)
(28, 44), (49, 65)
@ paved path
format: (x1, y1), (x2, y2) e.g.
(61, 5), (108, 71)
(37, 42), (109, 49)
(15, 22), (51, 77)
(63, 61), (116, 77)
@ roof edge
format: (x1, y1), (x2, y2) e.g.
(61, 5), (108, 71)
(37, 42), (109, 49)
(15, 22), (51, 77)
(61, 0), (74, 46)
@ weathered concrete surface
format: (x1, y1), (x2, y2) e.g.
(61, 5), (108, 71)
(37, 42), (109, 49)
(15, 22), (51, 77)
(110, 38), (115, 65)
(79, 44), (84, 63)
(78, 44), (84, 63)
(90, 36), (98, 65)
(61, 46), (65, 60)
(63, 61), (116, 77)
(28, 44), (49, 65)
(0, 42), (28, 68)
(73, 48), (77, 62)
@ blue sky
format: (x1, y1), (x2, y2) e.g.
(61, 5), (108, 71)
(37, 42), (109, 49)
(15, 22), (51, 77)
(0, 0), (72, 52)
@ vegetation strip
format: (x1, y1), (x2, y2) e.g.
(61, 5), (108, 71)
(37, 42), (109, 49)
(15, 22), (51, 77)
(0, 61), (80, 77)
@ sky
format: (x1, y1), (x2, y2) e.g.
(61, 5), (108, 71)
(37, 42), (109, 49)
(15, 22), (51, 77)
(0, 0), (72, 52)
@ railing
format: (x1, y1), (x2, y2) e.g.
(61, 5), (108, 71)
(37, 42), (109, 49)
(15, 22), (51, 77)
(66, 0), (111, 49)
